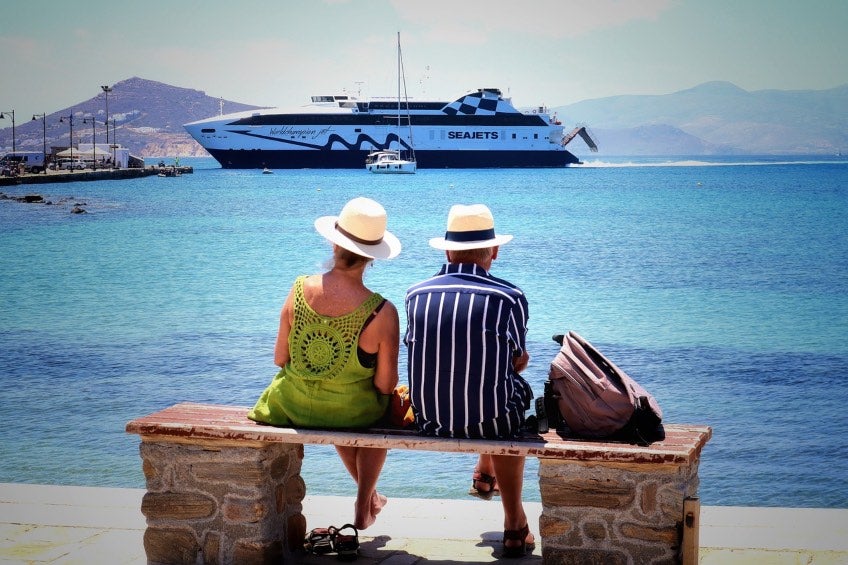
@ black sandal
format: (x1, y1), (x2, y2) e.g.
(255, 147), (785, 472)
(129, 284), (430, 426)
(333, 523), (359, 561)
(468, 470), (497, 501)
(304, 525), (337, 555)
(502, 523), (535, 558)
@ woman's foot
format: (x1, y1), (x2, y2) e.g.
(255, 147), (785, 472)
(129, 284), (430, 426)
(354, 490), (387, 530)
(371, 491), (387, 516)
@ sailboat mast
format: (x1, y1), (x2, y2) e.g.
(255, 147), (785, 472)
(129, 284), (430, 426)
(397, 32), (414, 160)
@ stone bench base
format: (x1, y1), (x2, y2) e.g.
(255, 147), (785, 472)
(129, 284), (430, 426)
(127, 403), (711, 564)
(139, 440), (304, 563)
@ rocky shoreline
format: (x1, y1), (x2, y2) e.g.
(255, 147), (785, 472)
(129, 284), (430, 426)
(1, 192), (89, 213)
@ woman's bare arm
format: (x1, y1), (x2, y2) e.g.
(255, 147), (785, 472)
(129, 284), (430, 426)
(273, 288), (295, 367)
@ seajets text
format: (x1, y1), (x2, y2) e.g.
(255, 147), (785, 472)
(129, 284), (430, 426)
(448, 131), (499, 139)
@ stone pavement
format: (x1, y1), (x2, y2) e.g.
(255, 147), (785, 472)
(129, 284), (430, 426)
(1, 483), (847, 564)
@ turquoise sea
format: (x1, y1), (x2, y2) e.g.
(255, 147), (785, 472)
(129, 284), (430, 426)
(1, 156), (846, 508)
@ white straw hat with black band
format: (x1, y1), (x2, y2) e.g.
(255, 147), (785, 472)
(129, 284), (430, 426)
(429, 203), (513, 251)
(314, 197), (401, 259)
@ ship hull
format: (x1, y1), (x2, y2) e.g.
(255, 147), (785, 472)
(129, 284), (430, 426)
(207, 148), (579, 169)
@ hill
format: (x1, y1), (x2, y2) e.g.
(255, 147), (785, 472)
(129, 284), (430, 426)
(556, 81), (848, 155)
(2, 78), (846, 157)
(0, 77), (261, 159)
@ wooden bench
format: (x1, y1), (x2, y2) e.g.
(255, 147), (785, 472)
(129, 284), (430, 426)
(126, 402), (711, 564)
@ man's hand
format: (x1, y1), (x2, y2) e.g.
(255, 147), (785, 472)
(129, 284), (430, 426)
(513, 350), (529, 373)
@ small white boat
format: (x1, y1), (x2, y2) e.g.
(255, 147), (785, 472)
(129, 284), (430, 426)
(262, 167), (273, 174)
(365, 150), (416, 174)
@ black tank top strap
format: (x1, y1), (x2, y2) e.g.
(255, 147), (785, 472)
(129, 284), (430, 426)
(361, 298), (387, 332)
(357, 298), (386, 369)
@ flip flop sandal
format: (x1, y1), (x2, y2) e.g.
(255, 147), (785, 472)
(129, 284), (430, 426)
(468, 470), (497, 501)
(333, 523), (359, 561)
(304, 526), (337, 555)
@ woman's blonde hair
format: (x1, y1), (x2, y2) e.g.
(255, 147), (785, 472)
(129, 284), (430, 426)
(333, 245), (373, 269)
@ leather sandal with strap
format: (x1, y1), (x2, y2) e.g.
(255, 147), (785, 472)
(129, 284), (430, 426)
(468, 470), (497, 501)
(304, 526), (337, 555)
(333, 523), (359, 561)
(502, 523), (535, 558)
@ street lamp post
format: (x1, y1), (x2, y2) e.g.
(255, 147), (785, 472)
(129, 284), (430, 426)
(101, 85), (112, 147)
(59, 114), (75, 163)
(109, 119), (117, 167)
(0, 110), (15, 154)
(32, 113), (46, 173)
(83, 116), (96, 171)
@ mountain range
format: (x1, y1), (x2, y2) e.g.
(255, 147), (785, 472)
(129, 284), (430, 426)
(2, 77), (845, 158)
(555, 81), (848, 155)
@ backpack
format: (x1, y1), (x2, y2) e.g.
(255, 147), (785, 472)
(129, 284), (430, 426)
(537, 331), (664, 445)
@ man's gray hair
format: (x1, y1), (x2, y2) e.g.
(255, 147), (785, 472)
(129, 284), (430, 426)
(447, 247), (494, 264)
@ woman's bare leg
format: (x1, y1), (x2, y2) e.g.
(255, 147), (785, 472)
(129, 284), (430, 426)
(335, 445), (388, 529)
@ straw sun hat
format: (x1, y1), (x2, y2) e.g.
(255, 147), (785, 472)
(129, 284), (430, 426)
(314, 197), (401, 259)
(429, 204), (513, 251)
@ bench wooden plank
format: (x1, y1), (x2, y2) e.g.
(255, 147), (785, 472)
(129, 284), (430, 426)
(126, 402), (711, 465)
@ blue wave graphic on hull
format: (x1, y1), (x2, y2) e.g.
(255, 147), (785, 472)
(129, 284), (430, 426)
(227, 130), (412, 151)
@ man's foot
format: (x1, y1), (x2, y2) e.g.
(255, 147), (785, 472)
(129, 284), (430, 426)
(502, 523), (535, 558)
(468, 470), (497, 500)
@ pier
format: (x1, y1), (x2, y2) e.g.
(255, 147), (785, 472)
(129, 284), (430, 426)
(0, 166), (193, 187)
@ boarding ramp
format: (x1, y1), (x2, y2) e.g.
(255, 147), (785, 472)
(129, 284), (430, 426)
(563, 125), (598, 152)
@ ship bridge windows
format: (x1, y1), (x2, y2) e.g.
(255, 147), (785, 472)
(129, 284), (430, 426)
(311, 94), (353, 103)
(201, 128), (216, 133)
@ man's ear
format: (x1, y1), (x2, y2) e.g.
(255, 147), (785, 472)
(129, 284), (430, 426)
(491, 246), (499, 260)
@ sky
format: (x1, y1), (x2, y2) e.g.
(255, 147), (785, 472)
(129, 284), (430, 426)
(1, 0), (846, 122)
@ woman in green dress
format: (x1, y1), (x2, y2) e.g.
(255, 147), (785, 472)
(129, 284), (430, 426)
(249, 197), (401, 530)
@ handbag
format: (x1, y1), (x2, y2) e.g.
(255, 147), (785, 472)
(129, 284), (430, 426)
(388, 385), (415, 428)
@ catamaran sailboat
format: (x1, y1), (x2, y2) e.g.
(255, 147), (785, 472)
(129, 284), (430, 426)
(366, 33), (416, 174)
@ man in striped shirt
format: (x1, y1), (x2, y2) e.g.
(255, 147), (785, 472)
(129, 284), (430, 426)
(405, 203), (535, 557)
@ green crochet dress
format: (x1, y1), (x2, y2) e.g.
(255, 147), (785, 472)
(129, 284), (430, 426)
(248, 276), (389, 428)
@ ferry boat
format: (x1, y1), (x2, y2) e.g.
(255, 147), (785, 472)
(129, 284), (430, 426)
(184, 88), (596, 169)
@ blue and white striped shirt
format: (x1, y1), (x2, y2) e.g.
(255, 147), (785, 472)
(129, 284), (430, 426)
(404, 263), (532, 439)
